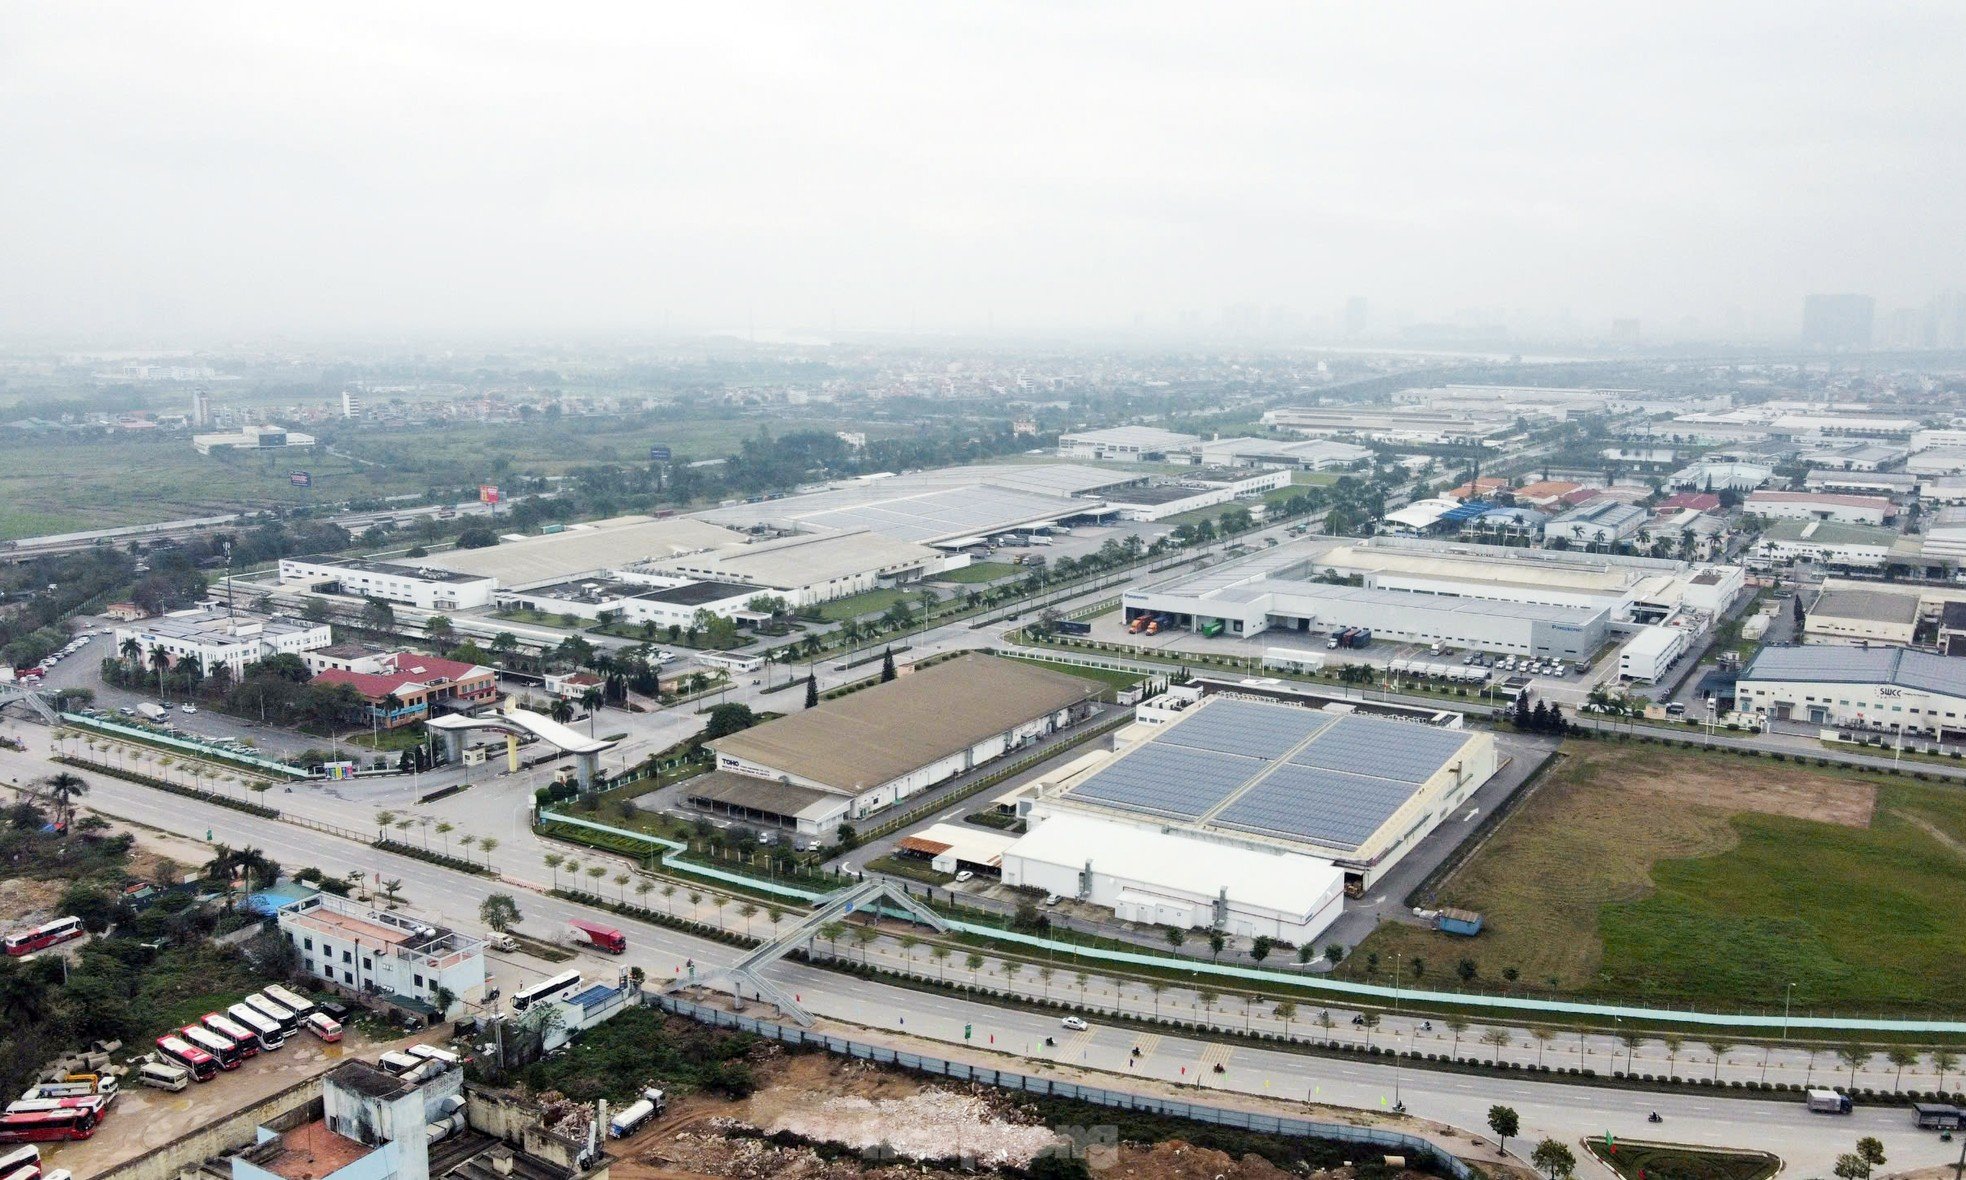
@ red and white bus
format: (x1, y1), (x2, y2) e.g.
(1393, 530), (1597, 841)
(179, 1026), (241, 1070)
(302, 1012), (342, 1043)
(0, 1110), (96, 1144)
(0, 1145), (40, 1180)
(2, 1099), (103, 1120)
(154, 1035), (218, 1082)
(200, 1013), (262, 1057)
(3, 918), (84, 958)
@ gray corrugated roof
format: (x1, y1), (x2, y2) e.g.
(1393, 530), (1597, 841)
(1742, 644), (1966, 698)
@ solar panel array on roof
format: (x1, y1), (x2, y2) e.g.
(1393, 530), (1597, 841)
(1153, 697), (1333, 760)
(1213, 765), (1421, 851)
(1066, 743), (1256, 820)
(1286, 713), (1472, 782)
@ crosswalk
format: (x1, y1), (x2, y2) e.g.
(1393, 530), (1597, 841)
(1127, 1032), (1162, 1063)
(1194, 1041), (1236, 1073)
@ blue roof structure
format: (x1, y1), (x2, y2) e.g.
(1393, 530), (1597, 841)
(1439, 500), (1494, 525)
(565, 983), (623, 1010)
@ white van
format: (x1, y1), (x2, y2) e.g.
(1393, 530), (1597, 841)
(137, 1061), (191, 1091)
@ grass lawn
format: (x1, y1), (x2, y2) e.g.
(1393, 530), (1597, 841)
(934, 561), (1022, 584)
(1585, 1141), (1779, 1180)
(344, 725), (431, 752)
(812, 586), (914, 622)
(492, 607), (580, 629)
(866, 853), (955, 886)
(1340, 741), (1966, 1013)
(1002, 655), (1143, 696)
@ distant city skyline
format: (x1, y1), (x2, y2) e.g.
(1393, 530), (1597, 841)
(2, 4), (1964, 342)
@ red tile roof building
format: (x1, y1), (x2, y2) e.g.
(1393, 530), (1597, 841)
(314, 653), (496, 729)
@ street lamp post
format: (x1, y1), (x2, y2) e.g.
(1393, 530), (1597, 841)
(1782, 981), (1796, 1040)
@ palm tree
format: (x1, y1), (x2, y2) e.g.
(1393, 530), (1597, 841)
(1036, 966), (1054, 999)
(817, 921), (845, 959)
(738, 902), (760, 936)
(119, 636), (142, 667)
(1934, 1047), (1961, 1093)
(374, 809), (397, 839)
(459, 834), (477, 862)
(964, 952), (985, 981)
(1887, 1046), (1918, 1092)
(612, 872), (630, 901)
(852, 924), (876, 964)
(580, 687), (604, 736)
(1705, 1040), (1733, 1082)
(1530, 1027), (1555, 1067)
(543, 852), (564, 886)
(548, 697), (575, 725)
(37, 772), (88, 832)
(1663, 1034), (1684, 1076)
(435, 821), (455, 857)
(1838, 1044), (1869, 1088)
(478, 835), (498, 867)
(1445, 1017), (1470, 1058)
(929, 945), (951, 981)
(1482, 1027), (1512, 1063)
(585, 864), (606, 892)
(1196, 988), (1218, 1024)
(149, 646), (172, 702)
(1273, 999), (1297, 1039)
(660, 884), (676, 913)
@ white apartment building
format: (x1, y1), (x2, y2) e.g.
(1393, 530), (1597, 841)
(114, 610), (333, 678)
(278, 893), (485, 1017)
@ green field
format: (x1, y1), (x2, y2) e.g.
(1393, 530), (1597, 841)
(0, 433), (428, 538)
(933, 561), (1022, 584)
(812, 586), (914, 621)
(1341, 741), (1966, 1013)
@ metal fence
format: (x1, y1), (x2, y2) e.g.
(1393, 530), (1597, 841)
(59, 711), (309, 778)
(649, 993), (1472, 1177)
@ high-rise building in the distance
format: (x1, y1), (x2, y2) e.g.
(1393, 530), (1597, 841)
(341, 391), (362, 418)
(1802, 293), (1875, 350)
(190, 386), (212, 428)
(1932, 291), (1966, 350)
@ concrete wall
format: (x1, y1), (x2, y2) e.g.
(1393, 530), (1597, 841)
(97, 1080), (322, 1180)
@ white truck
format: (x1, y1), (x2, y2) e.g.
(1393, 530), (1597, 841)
(136, 702), (168, 723)
(1806, 1087), (1853, 1114)
(608, 1087), (667, 1138)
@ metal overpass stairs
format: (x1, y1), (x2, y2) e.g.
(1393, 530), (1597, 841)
(664, 877), (947, 1026)
(0, 686), (57, 725)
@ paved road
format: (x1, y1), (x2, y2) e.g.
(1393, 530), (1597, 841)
(1, 732), (1960, 1173)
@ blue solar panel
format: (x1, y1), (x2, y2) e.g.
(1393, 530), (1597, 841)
(1213, 764), (1422, 851)
(1065, 743), (1256, 820)
(1289, 714), (1471, 782)
(1154, 697), (1332, 760)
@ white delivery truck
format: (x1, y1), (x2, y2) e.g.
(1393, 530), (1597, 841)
(136, 702), (168, 723)
(1806, 1088), (1854, 1114)
(608, 1088), (668, 1138)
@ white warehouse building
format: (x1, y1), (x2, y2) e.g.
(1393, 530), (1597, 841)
(277, 557), (499, 611)
(1617, 624), (1691, 684)
(1002, 812), (1346, 944)
(1124, 550), (1610, 660)
(1737, 645), (1966, 741)
(114, 610), (333, 679)
(1015, 695), (1497, 897)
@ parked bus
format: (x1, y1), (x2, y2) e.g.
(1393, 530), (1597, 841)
(0, 1110), (96, 1144)
(510, 970), (582, 1013)
(262, 985), (317, 1018)
(242, 993), (300, 1034)
(227, 1003), (287, 1050)
(0, 1145), (39, 1180)
(3, 918), (84, 958)
(181, 1025), (242, 1070)
(302, 1012), (342, 1043)
(3, 1099), (104, 1119)
(202, 1012), (265, 1056)
(154, 1036), (217, 1082)
(135, 1062), (190, 1092)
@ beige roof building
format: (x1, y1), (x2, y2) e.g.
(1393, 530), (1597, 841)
(708, 654), (1096, 815)
(418, 515), (742, 585)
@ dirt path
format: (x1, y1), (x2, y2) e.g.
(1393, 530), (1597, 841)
(1894, 808), (1966, 863)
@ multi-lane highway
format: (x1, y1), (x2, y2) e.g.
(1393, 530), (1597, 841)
(2, 731), (1956, 1173)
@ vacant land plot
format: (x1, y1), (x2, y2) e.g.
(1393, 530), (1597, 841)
(1342, 742), (1966, 1013)
(813, 586), (915, 621)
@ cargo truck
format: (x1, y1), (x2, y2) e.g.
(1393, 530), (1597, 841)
(567, 919), (627, 954)
(1806, 1088), (1853, 1114)
(608, 1088), (668, 1138)
(135, 703), (167, 723)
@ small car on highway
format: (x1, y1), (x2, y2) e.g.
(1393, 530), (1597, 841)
(1060, 1016), (1089, 1031)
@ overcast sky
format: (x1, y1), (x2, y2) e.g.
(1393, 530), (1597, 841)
(2, 3), (1962, 342)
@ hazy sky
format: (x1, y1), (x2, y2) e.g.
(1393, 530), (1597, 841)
(3, 3), (1962, 341)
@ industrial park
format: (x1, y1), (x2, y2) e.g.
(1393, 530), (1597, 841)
(5, 6), (1966, 1180)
